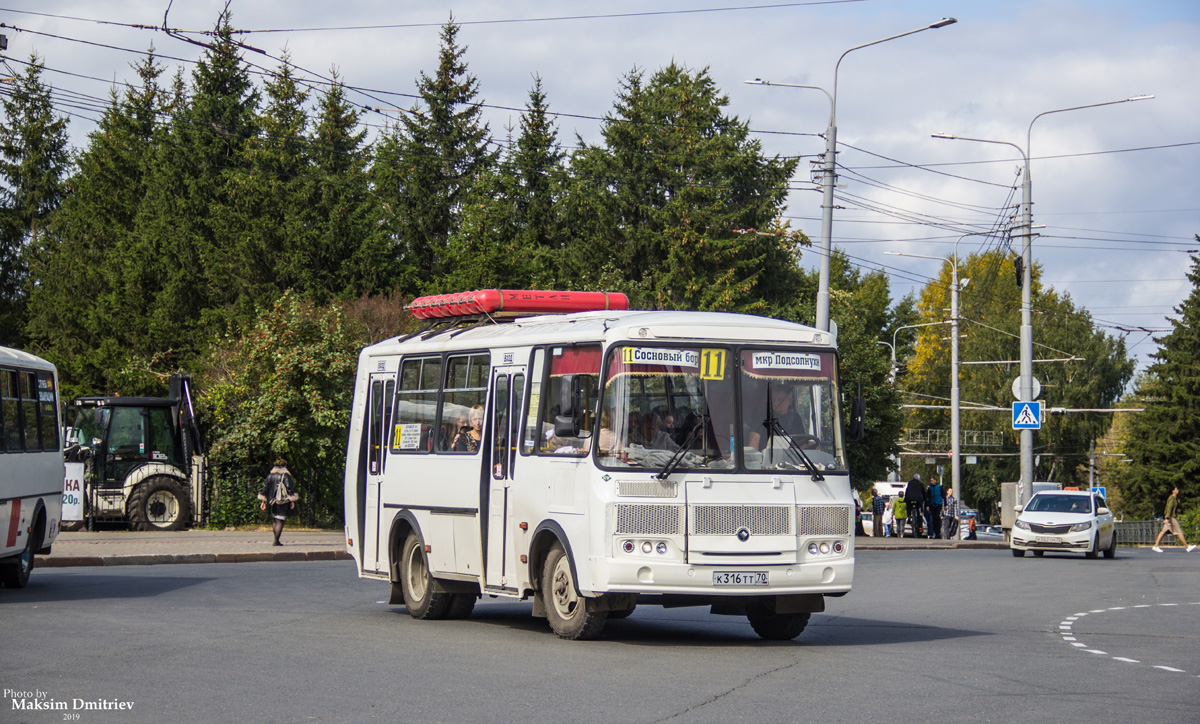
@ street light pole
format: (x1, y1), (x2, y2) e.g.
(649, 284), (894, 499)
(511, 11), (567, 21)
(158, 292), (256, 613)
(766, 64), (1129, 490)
(747, 17), (956, 333)
(932, 94), (1150, 505)
(886, 231), (985, 503)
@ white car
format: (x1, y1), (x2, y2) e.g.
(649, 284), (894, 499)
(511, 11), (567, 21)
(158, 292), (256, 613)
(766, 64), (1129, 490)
(1010, 490), (1117, 559)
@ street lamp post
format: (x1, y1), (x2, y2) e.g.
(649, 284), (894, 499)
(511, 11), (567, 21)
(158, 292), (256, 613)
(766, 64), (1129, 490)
(747, 17), (956, 332)
(886, 232), (983, 503)
(932, 94), (1151, 505)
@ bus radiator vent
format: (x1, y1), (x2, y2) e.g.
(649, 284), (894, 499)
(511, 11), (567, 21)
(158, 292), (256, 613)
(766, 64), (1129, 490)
(797, 505), (852, 536)
(614, 504), (685, 535)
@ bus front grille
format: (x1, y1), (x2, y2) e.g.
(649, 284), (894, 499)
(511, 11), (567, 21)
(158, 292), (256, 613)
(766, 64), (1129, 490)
(690, 505), (792, 536)
(797, 505), (852, 536)
(615, 504), (684, 535)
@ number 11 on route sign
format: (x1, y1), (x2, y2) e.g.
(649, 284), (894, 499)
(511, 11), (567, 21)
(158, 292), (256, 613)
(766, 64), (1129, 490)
(1012, 401), (1043, 430)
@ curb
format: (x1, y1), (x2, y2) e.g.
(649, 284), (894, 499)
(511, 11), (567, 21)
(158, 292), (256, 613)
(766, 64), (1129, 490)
(40, 551), (353, 568)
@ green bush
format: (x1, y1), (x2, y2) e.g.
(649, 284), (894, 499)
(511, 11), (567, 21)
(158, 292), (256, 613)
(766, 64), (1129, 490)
(202, 292), (359, 527)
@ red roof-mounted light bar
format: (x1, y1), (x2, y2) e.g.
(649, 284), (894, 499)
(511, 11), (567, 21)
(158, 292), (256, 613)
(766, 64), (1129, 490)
(406, 289), (629, 320)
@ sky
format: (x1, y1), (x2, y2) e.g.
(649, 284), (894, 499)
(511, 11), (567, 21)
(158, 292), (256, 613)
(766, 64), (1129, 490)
(1, 0), (1196, 381)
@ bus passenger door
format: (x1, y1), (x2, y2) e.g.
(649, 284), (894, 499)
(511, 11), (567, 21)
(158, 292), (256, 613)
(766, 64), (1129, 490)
(485, 369), (524, 590)
(363, 373), (394, 574)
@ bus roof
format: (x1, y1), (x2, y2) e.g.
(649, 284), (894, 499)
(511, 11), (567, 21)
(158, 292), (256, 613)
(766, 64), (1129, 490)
(0, 345), (56, 372)
(363, 310), (835, 358)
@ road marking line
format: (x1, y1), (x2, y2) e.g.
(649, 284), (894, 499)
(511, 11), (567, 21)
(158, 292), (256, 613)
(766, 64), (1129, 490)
(1089, 609), (1106, 613)
(1060, 601), (1198, 677)
(1113, 657), (1139, 663)
(1084, 649), (1107, 655)
(1071, 643), (1087, 648)
(1153, 666), (1184, 673)
(1062, 636), (1076, 641)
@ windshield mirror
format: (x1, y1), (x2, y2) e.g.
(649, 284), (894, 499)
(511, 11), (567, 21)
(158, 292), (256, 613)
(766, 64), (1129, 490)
(597, 346), (735, 471)
(739, 350), (846, 472)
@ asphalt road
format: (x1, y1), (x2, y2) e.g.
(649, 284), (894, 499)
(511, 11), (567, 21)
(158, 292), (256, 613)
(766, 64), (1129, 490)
(2, 547), (1196, 724)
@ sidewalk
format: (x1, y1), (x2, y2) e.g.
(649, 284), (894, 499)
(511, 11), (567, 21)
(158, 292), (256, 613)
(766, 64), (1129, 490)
(41, 529), (352, 568)
(38, 529), (1003, 569)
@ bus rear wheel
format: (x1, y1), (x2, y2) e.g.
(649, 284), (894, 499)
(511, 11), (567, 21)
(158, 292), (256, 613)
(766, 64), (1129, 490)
(400, 532), (452, 620)
(542, 542), (607, 640)
(746, 600), (810, 641)
(0, 538), (34, 588)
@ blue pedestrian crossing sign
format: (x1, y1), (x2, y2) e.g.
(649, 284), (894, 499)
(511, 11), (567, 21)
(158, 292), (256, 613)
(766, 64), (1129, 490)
(1012, 401), (1042, 430)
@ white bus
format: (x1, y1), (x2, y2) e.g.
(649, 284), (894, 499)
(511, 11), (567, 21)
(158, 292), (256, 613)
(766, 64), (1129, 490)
(344, 290), (857, 640)
(0, 346), (63, 588)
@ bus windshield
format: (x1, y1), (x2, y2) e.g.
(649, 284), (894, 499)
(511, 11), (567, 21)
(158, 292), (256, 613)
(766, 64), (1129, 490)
(597, 346), (736, 471)
(739, 349), (845, 472)
(596, 345), (847, 473)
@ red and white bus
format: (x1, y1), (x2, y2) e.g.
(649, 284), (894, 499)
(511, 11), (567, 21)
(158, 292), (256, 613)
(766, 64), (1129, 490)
(344, 291), (857, 639)
(0, 346), (63, 588)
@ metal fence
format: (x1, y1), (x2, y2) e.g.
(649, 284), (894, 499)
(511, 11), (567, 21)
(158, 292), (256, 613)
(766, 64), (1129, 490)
(1116, 520), (1168, 546)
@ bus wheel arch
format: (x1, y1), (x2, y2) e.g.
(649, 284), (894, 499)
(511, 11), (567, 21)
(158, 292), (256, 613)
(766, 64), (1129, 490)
(528, 521), (580, 601)
(399, 529), (453, 619)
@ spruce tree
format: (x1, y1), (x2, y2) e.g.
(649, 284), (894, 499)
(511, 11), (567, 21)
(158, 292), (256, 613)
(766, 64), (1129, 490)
(304, 73), (392, 301)
(29, 53), (167, 393)
(1123, 251), (1200, 518)
(443, 76), (566, 290)
(136, 10), (258, 364)
(372, 18), (497, 295)
(562, 63), (802, 313)
(0, 54), (71, 345)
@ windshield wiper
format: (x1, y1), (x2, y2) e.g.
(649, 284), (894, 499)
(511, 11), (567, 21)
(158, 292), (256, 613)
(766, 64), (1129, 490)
(769, 418), (825, 482)
(656, 410), (708, 480)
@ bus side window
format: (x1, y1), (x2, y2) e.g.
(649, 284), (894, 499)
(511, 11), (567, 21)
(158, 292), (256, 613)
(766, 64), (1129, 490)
(522, 349), (545, 456)
(0, 368), (16, 451)
(539, 345), (601, 456)
(440, 353), (489, 454)
(392, 357), (439, 454)
(492, 375), (509, 479)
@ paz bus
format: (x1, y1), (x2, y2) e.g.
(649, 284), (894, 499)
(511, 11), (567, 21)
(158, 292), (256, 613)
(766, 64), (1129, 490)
(0, 346), (63, 588)
(344, 290), (858, 639)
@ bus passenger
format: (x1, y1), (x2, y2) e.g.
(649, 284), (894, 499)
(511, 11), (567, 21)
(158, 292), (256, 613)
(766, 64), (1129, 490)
(643, 413), (679, 451)
(452, 405), (484, 453)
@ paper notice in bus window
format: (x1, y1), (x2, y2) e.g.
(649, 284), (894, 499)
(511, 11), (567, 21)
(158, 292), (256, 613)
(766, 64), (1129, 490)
(750, 352), (821, 371)
(621, 348), (700, 367)
(395, 423), (422, 450)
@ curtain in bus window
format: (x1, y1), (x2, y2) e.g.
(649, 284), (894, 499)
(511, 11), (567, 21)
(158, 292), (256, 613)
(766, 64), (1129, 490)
(392, 358), (441, 453)
(20, 371), (39, 453)
(540, 345), (601, 455)
(380, 380), (395, 472)
(0, 368), (16, 451)
(36, 371), (58, 450)
(440, 353), (489, 454)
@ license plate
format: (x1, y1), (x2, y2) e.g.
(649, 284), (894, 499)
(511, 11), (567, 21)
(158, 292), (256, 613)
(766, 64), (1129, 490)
(712, 571), (769, 586)
(1035, 536), (1059, 543)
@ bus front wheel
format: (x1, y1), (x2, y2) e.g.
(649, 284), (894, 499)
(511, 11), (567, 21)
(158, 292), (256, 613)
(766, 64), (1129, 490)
(542, 542), (607, 640)
(746, 600), (810, 641)
(400, 532), (452, 620)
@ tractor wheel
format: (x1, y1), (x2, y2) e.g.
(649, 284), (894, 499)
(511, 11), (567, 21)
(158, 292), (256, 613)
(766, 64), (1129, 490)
(129, 477), (190, 532)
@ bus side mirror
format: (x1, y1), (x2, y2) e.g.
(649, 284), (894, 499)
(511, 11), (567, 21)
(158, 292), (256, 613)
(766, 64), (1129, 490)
(848, 397), (866, 442)
(555, 374), (583, 437)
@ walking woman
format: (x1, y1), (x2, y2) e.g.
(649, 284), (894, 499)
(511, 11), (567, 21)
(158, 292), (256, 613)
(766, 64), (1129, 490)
(258, 459), (299, 546)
